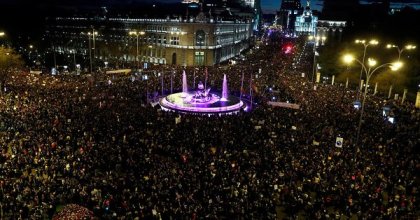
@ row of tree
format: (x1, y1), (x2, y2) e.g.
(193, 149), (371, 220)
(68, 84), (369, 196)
(317, 6), (420, 99)
(0, 46), (24, 92)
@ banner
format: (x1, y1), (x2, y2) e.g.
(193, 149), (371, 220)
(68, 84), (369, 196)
(175, 115), (181, 124)
(402, 89), (407, 104)
(335, 137), (343, 148)
(316, 72), (320, 83)
(388, 85), (393, 99)
(416, 92), (420, 108)
(106, 69), (131, 75)
(373, 82), (378, 95)
(267, 101), (300, 110)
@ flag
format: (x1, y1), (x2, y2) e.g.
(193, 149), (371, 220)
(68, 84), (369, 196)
(251, 83), (259, 94)
(240, 72), (245, 97)
(335, 137), (343, 148)
(175, 115), (181, 124)
(204, 67), (208, 91)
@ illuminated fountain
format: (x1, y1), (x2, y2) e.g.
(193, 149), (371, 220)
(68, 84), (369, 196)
(160, 71), (244, 114)
(221, 74), (228, 101)
(181, 70), (188, 98)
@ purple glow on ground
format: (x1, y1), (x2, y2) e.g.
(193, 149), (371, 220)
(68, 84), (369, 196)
(160, 92), (244, 114)
(221, 74), (228, 101)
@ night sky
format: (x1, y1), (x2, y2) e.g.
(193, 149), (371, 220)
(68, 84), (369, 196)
(1, 0), (419, 13)
(154, 0), (324, 13)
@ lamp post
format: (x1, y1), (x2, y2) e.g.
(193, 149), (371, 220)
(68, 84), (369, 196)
(171, 69), (174, 94)
(87, 30), (98, 73)
(386, 44), (416, 61)
(71, 49), (76, 72)
(129, 31), (145, 71)
(355, 39), (378, 99)
(309, 35), (325, 83)
(0, 32), (5, 46)
(343, 54), (402, 146)
(321, 36), (326, 46)
(385, 44), (415, 99)
(308, 35), (316, 83)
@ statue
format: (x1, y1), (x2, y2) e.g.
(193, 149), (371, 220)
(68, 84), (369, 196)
(192, 81), (211, 103)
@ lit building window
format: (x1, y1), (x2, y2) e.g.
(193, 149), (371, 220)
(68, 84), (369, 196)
(195, 51), (205, 65)
(170, 36), (180, 45)
(195, 30), (206, 46)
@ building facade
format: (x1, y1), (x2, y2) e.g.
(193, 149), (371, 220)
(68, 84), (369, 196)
(45, 15), (253, 68)
(294, 6), (318, 35)
(276, 0), (302, 33)
(316, 20), (346, 43)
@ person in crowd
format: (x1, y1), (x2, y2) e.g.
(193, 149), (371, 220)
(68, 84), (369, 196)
(0, 33), (418, 219)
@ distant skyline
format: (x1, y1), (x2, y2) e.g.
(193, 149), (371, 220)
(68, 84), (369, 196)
(156, 0), (420, 13)
(262, 0), (323, 14)
(154, 0), (323, 13)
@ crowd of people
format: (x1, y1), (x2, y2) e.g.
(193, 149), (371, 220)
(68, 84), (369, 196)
(0, 32), (418, 219)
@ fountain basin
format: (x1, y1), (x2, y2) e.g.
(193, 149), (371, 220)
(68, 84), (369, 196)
(160, 92), (244, 114)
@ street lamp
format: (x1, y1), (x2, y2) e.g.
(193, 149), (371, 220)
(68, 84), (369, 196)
(87, 30), (98, 73)
(129, 31), (145, 71)
(385, 43), (415, 98)
(71, 49), (77, 72)
(308, 35), (318, 83)
(386, 43), (416, 60)
(0, 32), (5, 48)
(355, 39), (378, 99)
(321, 36), (326, 46)
(343, 54), (403, 146)
(28, 45), (34, 67)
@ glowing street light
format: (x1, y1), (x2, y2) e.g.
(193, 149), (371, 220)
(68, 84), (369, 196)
(87, 30), (98, 73)
(386, 43), (416, 60)
(354, 39), (379, 99)
(343, 54), (354, 64)
(0, 31), (6, 45)
(343, 53), (403, 146)
(71, 49), (77, 72)
(308, 35), (325, 82)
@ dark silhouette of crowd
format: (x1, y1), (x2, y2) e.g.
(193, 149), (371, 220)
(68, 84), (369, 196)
(0, 33), (418, 219)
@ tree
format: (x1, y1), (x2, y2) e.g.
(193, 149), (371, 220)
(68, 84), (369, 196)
(0, 46), (24, 92)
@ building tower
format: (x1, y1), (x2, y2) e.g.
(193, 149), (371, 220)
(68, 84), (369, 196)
(295, 0), (318, 36)
(280, 0), (301, 10)
(277, 0), (302, 34)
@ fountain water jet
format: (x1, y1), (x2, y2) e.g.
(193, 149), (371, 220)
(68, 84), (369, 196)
(221, 74), (228, 101)
(181, 70), (188, 98)
(159, 71), (245, 114)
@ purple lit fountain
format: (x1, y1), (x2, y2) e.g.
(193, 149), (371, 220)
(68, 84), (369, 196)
(160, 71), (244, 114)
(220, 74), (228, 102)
(181, 70), (188, 98)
